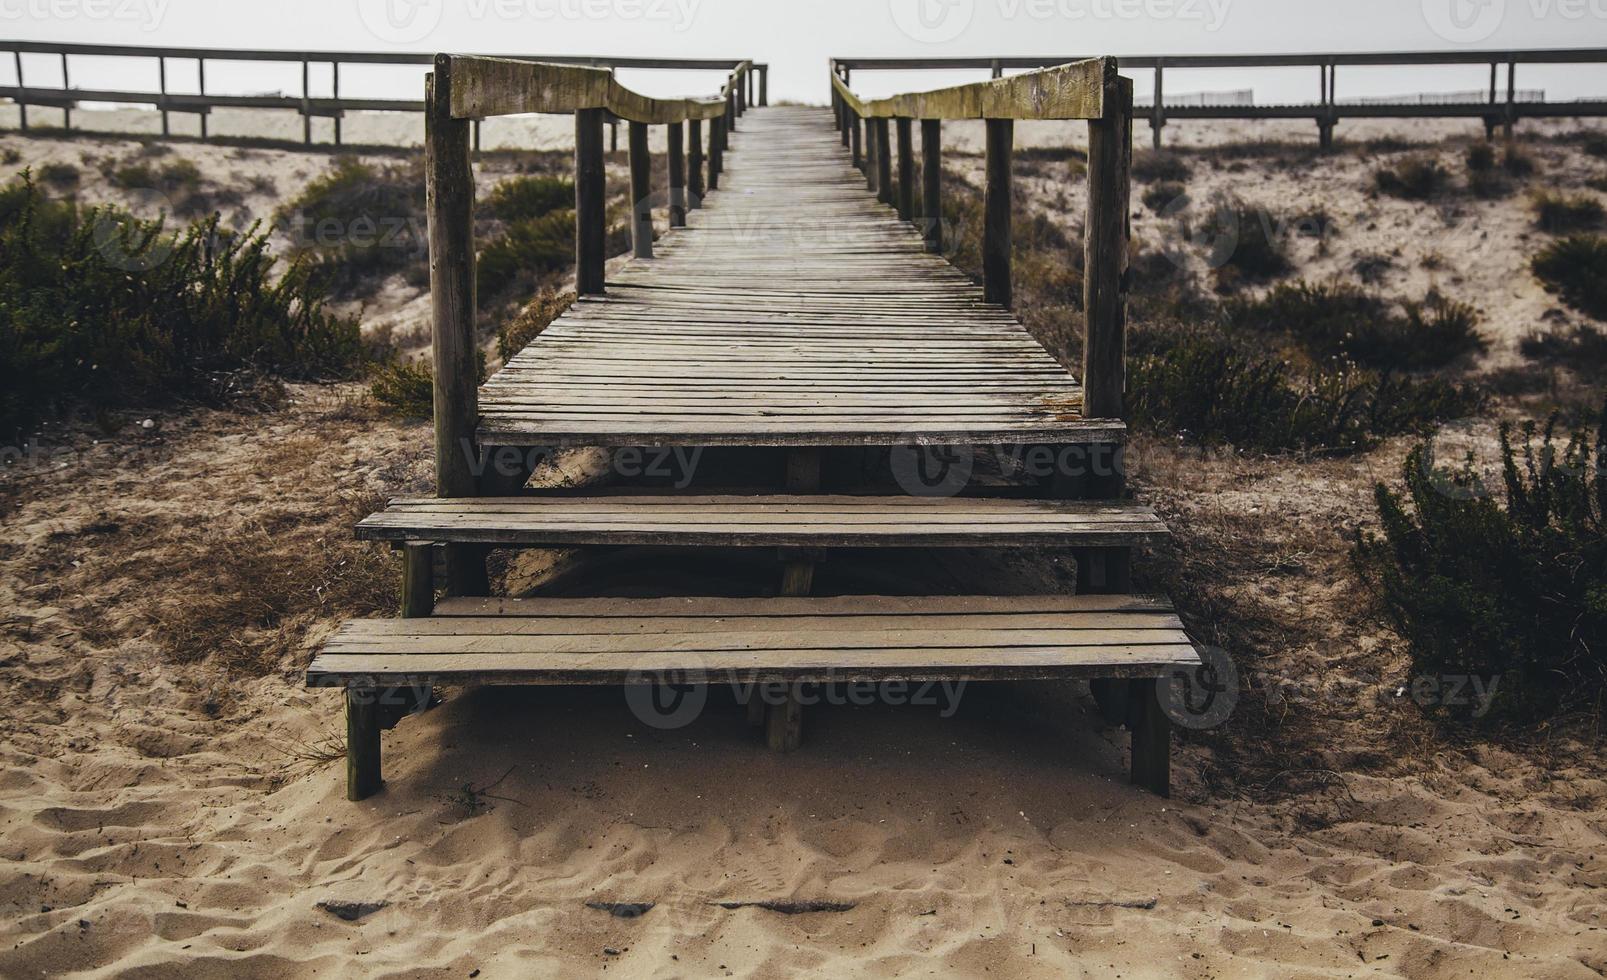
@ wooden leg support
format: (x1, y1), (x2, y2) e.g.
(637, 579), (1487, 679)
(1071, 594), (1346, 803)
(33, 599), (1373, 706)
(347, 688), (383, 801)
(765, 683), (804, 753)
(1128, 678), (1171, 798)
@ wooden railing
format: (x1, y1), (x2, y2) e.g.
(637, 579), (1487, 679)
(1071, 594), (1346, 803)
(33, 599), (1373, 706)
(829, 57), (1131, 426)
(833, 48), (1607, 148)
(428, 55), (755, 591)
(0, 40), (767, 147)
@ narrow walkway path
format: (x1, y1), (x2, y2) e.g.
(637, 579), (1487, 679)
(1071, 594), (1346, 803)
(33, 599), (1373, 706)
(478, 106), (1120, 449)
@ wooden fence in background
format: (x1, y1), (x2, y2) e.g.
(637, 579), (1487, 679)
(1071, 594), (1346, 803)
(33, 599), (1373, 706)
(0, 40), (767, 148)
(833, 48), (1607, 148)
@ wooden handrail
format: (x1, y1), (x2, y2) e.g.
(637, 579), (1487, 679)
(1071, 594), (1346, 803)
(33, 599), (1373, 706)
(830, 57), (1111, 121)
(831, 57), (1133, 437)
(446, 55), (751, 123)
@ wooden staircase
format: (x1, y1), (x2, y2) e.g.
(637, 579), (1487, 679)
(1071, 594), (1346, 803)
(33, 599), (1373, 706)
(308, 91), (1200, 804)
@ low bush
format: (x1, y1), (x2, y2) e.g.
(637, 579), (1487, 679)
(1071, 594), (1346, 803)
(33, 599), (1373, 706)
(0, 174), (365, 441)
(1224, 282), (1486, 371)
(275, 155), (427, 298)
(1354, 407), (1607, 722)
(1532, 233), (1607, 320)
(1132, 150), (1191, 183)
(38, 162), (79, 187)
(369, 357), (435, 419)
(1375, 156), (1449, 200)
(1504, 144), (1538, 177)
(1142, 181), (1188, 213)
(477, 210), (575, 299)
(1521, 321), (1607, 370)
(1532, 191), (1605, 234)
(1128, 325), (1484, 453)
(484, 174), (574, 223)
(1193, 195), (1290, 291)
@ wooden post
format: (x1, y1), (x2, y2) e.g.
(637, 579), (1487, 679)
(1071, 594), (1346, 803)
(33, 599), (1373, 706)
(1505, 61), (1516, 140)
(990, 58), (1003, 80)
(709, 115), (723, 190)
(688, 118), (705, 207)
(402, 543), (435, 619)
(472, 119), (482, 156)
(610, 119), (619, 152)
(759, 65), (768, 106)
(726, 89), (737, 136)
(864, 116), (878, 192)
(59, 52), (69, 131)
(874, 119), (893, 206)
(1128, 678), (1171, 798)
(668, 121), (687, 228)
(198, 58), (207, 141)
(347, 687), (383, 801)
(895, 117), (915, 222)
(922, 119), (942, 253)
(628, 120), (653, 259)
(1151, 61), (1164, 149)
(839, 98), (850, 147)
(12, 51), (24, 131)
(850, 110), (862, 170)
(983, 118), (1013, 308)
(1083, 70), (1132, 421)
(426, 59), (487, 598)
(765, 447), (821, 751)
(301, 59), (310, 145)
(333, 61), (342, 146)
(575, 108), (607, 296)
(159, 56), (170, 137)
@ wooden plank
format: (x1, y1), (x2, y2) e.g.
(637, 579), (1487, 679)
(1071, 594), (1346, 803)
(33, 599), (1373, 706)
(446, 55), (734, 123)
(831, 58), (1109, 121)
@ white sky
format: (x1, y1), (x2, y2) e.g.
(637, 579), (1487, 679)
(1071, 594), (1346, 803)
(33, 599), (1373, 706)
(5, 0), (1607, 107)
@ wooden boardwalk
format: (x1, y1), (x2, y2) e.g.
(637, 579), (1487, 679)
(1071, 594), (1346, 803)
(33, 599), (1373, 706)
(480, 107), (1122, 448)
(312, 57), (1199, 803)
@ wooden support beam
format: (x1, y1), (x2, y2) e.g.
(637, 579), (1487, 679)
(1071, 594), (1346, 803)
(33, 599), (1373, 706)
(1128, 678), (1171, 797)
(850, 110), (862, 169)
(611, 119), (619, 152)
(759, 65), (768, 106)
(13, 51), (25, 131)
(59, 52), (69, 130)
(708, 114), (723, 190)
(346, 688), (382, 801)
(159, 56), (170, 136)
(865, 115), (879, 192)
(983, 118), (1013, 308)
(668, 121), (687, 227)
(765, 684), (804, 752)
(300, 58), (310, 144)
(628, 120), (653, 259)
(687, 118), (705, 207)
(895, 117), (915, 222)
(402, 543), (435, 618)
(574, 107), (607, 295)
(197, 57), (206, 140)
(1151, 61), (1164, 149)
(425, 58), (486, 599)
(333, 61), (341, 145)
(874, 117), (893, 205)
(1082, 72), (1131, 420)
(922, 119), (943, 253)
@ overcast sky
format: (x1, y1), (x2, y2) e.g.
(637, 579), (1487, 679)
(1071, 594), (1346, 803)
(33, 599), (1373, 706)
(6, 0), (1607, 106)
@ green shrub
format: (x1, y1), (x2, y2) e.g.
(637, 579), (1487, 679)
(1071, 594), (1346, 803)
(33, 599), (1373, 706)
(276, 155), (426, 298)
(1128, 326), (1484, 453)
(498, 286), (575, 363)
(38, 162), (79, 187)
(1503, 144), (1537, 177)
(0, 175), (365, 441)
(1375, 156), (1449, 199)
(1582, 132), (1607, 158)
(1533, 191), (1605, 233)
(1466, 142), (1495, 173)
(1354, 407), (1607, 722)
(1532, 234), (1607, 319)
(1142, 181), (1188, 213)
(484, 175), (574, 223)
(369, 357), (435, 419)
(1132, 150), (1191, 183)
(1522, 321), (1607, 370)
(1223, 282), (1486, 371)
(1194, 195), (1290, 291)
(477, 210), (575, 299)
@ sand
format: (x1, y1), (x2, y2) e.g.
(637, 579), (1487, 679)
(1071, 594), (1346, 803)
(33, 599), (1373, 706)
(3, 110), (1607, 977)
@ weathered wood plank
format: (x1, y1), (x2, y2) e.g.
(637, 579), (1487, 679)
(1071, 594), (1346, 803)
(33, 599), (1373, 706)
(832, 58), (1109, 121)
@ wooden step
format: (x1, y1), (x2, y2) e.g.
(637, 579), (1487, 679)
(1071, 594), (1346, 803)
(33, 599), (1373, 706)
(355, 495), (1169, 549)
(306, 594), (1197, 687)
